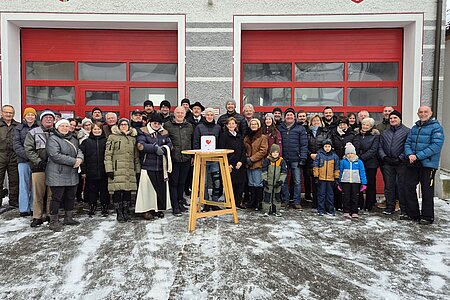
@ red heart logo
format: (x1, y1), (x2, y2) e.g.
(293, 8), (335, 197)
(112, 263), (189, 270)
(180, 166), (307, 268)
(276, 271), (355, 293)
(206, 140), (211, 145)
(351, 0), (364, 3)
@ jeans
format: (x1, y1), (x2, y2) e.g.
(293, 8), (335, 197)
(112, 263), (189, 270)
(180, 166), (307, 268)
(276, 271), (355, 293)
(282, 161), (302, 205)
(247, 168), (263, 187)
(317, 180), (334, 214)
(18, 162), (33, 213)
(204, 162), (221, 201)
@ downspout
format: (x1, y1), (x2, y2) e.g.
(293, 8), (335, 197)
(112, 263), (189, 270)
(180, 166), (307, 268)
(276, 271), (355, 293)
(432, 0), (444, 115)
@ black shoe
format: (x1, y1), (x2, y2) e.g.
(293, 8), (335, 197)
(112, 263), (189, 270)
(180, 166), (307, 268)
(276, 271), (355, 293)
(156, 211), (164, 218)
(212, 205), (222, 211)
(179, 204), (187, 212)
(383, 210), (394, 215)
(30, 218), (43, 227)
(101, 205), (109, 217)
(419, 219), (432, 225)
(0, 188), (8, 199)
(44, 216), (50, 223)
(203, 205), (211, 212)
(172, 209), (182, 217)
(20, 212), (31, 217)
(88, 205), (96, 217)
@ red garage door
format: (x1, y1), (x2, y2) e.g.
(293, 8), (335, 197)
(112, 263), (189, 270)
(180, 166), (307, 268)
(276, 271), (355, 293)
(242, 28), (403, 194)
(21, 29), (178, 118)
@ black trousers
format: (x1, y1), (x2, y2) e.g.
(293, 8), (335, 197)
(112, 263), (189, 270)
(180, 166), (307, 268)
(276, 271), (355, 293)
(342, 182), (360, 214)
(147, 170), (167, 210)
(359, 167), (377, 210)
(403, 166), (436, 222)
(50, 185), (77, 215)
(381, 163), (407, 213)
(303, 166), (312, 197)
(0, 151), (19, 205)
(77, 173), (84, 201)
(170, 161), (190, 210)
(113, 190), (131, 204)
(231, 167), (246, 205)
(85, 177), (109, 206)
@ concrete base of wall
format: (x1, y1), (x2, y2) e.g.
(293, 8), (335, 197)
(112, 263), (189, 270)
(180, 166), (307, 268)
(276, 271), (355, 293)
(436, 168), (450, 200)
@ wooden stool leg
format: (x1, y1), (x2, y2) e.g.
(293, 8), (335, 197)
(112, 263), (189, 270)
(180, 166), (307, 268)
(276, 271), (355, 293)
(222, 155), (238, 224)
(188, 154), (202, 232)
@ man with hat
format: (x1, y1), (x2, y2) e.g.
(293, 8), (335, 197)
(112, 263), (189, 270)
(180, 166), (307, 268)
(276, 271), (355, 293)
(131, 109), (144, 129)
(277, 107), (308, 209)
(24, 109), (55, 227)
(159, 100), (173, 124)
(217, 99), (246, 135)
(13, 107), (39, 216)
(0, 104), (19, 208)
(143, 100), (156, 119)
(181, 98), (193, 120)
(187, 101), (205, 128)
(378, 110), (410, 216)
(91, 107), (104, 123)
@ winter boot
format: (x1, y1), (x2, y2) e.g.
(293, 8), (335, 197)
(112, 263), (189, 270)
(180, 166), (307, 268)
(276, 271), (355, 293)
(122, 201), (131, 222)
(261, 202), (272, 215)
(88, 204), (96, 217)
(30, 218), (43, 227)
(101, 204), (109, 217)
(274, 202), (282, 217)
(49, 214), (63, 232)
(63, 211), (80, 226)
(254, 187), (264, 211)
(115, 202), (126, 223)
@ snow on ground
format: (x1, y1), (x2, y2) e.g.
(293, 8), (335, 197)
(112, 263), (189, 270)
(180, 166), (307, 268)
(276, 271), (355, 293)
(0, 198), (449, 300)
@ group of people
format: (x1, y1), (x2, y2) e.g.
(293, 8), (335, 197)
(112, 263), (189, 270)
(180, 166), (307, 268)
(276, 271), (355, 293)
(0, 99), (444, 231)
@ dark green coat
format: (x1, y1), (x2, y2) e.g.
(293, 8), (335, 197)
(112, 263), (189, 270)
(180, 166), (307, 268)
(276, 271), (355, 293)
(262, 157), (287, 193)
(164, 119), (193, 163)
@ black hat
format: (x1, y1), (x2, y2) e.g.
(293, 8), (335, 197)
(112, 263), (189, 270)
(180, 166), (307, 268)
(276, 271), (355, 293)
(284, 108), (295, 116)
(132, 109), (143, 116)
(181, 98), (190, 105)
(337, 116), (349, 125)
(144, 100), (154, 108)
(389, 110), (402, 120)
(160, 100), (171, 109)
(323, 139), (333, 147)
(149, 113), (163, 124)
(272, 107), (282, 114)
(92, 107), (102, 114)
(190, 101), (205, 111)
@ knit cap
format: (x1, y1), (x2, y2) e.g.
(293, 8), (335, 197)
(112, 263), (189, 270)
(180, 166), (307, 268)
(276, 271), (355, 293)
(144, 100), (154, 108)
(270, 144), (280, 154)
(81, 118), (93, 126)
(284, 108), (295, 116)
(389, 110), (402, 120)
(40, 110), (55, 121)
(323, 139), (333, 147)
(23, 107), (37, 117)
(345, 142), (356, 155)
(55, 119), (70, 130)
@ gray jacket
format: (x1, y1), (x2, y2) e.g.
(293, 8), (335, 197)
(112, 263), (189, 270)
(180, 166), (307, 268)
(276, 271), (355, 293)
(45, 130), (84, 187)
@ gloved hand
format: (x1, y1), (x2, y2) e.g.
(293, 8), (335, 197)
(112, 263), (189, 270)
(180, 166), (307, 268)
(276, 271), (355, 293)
(314, 177), (319, 184)
(73, 158), (83, 168)
(360, 185), (367, 192)
(275, 180), (283, 188)
(107, 172), (114, 180)
(155, 145), (165, 156)
(299, 160), (306, 167)
(246, 157), (253, 167)
(38, 160), (47, 169)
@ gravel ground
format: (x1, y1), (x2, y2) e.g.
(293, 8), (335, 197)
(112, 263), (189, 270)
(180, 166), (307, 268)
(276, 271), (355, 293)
(0, 198), (449, 300)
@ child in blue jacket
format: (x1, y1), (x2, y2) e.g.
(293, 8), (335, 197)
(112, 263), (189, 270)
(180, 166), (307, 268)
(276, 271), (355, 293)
(339, 142), (367, 219)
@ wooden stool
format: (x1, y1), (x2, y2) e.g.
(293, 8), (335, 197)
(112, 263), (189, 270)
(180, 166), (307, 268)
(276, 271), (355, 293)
(182, 149), (239, 232)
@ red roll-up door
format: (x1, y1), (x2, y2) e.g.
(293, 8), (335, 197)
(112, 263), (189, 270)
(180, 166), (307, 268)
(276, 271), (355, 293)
(241, 28), (403, 194)
(21, 29), (178, 118)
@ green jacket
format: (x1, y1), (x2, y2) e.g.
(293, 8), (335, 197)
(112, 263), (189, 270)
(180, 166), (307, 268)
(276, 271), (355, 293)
(262, 156), (287, 193)
(0, 118), (19, 159)
(105, 126), (141, 192)
(164, 119), (194, 163)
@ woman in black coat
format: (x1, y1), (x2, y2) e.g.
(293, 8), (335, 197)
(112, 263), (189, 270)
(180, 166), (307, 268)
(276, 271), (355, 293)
(79, 122), (109, 217)
(218, 117), (247, 208)
(353, 117), (380, 211)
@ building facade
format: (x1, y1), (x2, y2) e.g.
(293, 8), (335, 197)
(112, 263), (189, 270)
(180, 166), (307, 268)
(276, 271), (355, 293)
(0, 0), (446, 126)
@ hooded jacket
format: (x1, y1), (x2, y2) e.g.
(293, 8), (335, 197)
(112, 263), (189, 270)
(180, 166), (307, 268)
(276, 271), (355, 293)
(339, 156), (367, 184)
(404, 118), (444, 169)
(313, 149), (340, 181)
(262, 156), (288, 193)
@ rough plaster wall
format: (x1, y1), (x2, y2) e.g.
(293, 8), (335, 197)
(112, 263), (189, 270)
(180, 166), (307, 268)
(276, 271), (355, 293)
(441, 39), (450, 171)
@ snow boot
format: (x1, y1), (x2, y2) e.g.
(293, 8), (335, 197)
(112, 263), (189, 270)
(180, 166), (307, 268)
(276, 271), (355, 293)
(63, 211), (80, 226)
(30, 218), (43, 227)
(115, 202), (126, 223)
(122, 201), (131, 222)
(88, 204), (96, 217)
(274, 202), (282, 217)
(261, 202), (272, 215)
(101, 204), (109, 217)
(254, 187), (263, 211)
(49, 214), (63, 232)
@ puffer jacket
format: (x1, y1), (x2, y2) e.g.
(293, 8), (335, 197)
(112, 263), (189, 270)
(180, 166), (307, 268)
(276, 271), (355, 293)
(24, 125), (53, 172)
(137, 124), (172, 171)
(378, 123), (410, 162)
(217, 110), (247, 135)
(307, 126), (331, 168)
(262, 156), (288, 193)
(277, 122), (308, 164)
(404, 118), (445, 169)
(45, 130), (83, 187)
(313, 149), (340, 181)
(244, 130), (269, 169)
(353, 128), (380, 169)
(13, 120), (39, 163)
(79, 133), (107, 180)
(331, 127), (356, 159)
(105, 125), (140, 192)
(218, 130), (246, 166)
(0, 118), (19, 153)
(193, 119), (221, 150)
(339, 156), (367, 184)
(164, 119), (193, 163)
(263, 127), (283, 156)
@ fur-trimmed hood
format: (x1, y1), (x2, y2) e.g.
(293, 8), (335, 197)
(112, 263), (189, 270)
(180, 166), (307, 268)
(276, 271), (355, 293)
(111, 125), (137, 137)
(354, 127), (380, 136)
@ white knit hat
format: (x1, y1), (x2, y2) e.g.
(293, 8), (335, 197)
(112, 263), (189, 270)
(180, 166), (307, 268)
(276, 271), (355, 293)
(55, 119), (70, 130)
(81, 118), (93, 126)
(345, 142), (356, 155)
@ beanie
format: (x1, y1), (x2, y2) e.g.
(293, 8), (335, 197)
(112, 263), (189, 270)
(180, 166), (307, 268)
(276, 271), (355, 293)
(272, 107), (282, 114)
(270, 144), (280, 154)
(284, 108), (295, 116)
(92, 107), (102, 114)
(345, 142), (356, 155)
(144, 100), (154, 108)
(250, 118), (261, 128)
(40, 110), (55, 121)
(23, 107), (37, 117)
(160, 100), (171, 109)
(149, 114), (163, 124)
(389, 110), (402, 120)
(323, 139), (333, 147)
(55, 119), (70, 130)
(181, 98), (190, 105)
(81, 118), (93, 126)
(118, 118), (130, 127)
(264, 113), (275, 122)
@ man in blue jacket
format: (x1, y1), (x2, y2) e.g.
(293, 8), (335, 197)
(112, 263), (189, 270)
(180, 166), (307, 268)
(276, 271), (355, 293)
(378, 110), (409, 215)
(404, 106), (444, 225)
(278, 108), (308, 209)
